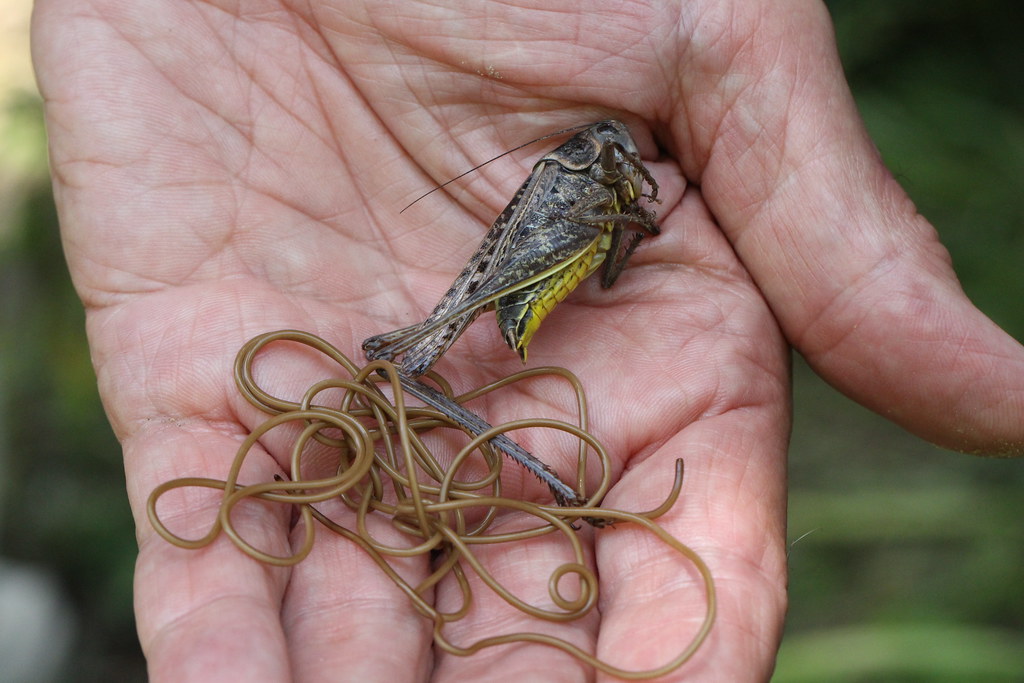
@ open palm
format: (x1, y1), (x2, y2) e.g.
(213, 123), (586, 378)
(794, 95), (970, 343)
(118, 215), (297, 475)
(33, 1), (1024, 680)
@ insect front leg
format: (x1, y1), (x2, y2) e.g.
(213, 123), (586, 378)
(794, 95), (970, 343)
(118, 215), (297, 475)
(597, 202), (662, 287)
(567, 197), (660, 289)
(600, 227), (646, 289)
(584, 204), (658, 235)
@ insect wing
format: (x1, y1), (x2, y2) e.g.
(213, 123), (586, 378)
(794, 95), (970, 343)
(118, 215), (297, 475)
(364, 121), (652, 376)
(375, 217), (602, 374)
(366, 162), (565, 374)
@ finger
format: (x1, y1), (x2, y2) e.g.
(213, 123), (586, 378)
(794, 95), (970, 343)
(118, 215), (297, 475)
(676, 1), (1024, 454)
(429, 189), (790, 680)
(593, 190), (789, 681)
(431, 513), (601, 680)
(596, 419), (787, 682)
(279, 503), (434, 682)
(131, 429), (293, 681)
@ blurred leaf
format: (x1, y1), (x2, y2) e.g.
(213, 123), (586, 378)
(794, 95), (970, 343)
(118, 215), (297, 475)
(775, 623), (1024, 682)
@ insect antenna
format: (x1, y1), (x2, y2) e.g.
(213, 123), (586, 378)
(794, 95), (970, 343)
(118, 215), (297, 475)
(399, 122), (593, 214)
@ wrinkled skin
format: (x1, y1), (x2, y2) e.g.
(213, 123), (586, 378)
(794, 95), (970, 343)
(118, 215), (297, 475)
(32, 1), (1024, 680)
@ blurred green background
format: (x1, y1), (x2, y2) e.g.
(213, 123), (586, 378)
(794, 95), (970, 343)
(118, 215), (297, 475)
(0, 1), (1021, 680)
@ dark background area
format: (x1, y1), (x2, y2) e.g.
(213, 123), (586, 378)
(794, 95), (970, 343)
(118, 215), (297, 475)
(0, 2), (1021, 680)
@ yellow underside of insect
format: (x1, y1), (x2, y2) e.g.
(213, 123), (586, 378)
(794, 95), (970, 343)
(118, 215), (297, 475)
(513, 229), (611, 357)
(510, 181), (636, 359)
(515, 190), (640, 358)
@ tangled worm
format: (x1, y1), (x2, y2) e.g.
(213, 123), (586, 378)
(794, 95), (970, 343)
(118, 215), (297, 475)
(148, 329), (715, 678)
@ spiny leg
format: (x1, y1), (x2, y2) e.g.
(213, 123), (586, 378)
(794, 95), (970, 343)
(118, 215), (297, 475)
(397, 373), (583, 507)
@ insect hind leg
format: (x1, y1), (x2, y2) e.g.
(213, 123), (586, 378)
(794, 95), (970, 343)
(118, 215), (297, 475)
(362, 321), (426, 360)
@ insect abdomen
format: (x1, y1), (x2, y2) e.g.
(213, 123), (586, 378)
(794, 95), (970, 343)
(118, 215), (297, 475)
(497, 230), (610, 361)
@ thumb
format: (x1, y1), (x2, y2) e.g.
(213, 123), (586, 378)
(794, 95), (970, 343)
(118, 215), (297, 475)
(678, 2), (1024, 454)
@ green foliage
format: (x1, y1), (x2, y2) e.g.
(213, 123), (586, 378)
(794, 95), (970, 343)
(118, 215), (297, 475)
(829, 0), (1024, 339)
(780, 3), (1024, 678)
(776, 623), (1024, 682)
(0, 95), (143, 680)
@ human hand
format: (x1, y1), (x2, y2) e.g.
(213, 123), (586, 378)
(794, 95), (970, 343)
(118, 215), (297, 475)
(32, 1), (1023, 681)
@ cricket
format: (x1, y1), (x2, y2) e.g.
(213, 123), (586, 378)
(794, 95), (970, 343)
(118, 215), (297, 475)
(363, 120), (661, 508)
